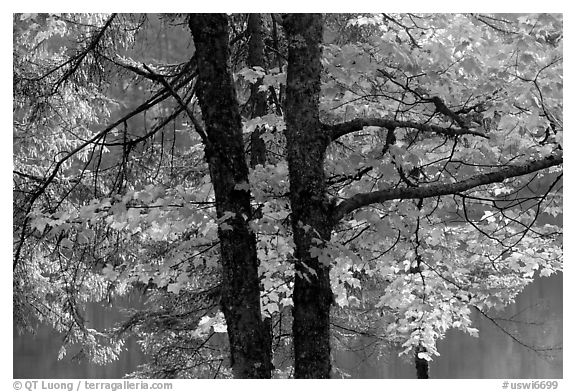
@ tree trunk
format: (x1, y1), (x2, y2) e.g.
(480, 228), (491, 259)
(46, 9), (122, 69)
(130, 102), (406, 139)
(188, 14), (272, 379)
(283, 14), (334, 379)
(246, 12), (273, 365)
(247, 13), (268, 168)
(415, 346), (430, 379)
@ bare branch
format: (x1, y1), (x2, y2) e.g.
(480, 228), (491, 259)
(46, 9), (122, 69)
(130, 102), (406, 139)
(382, 13), (421, 48)
(142, 63), (209, 147)
(323, 117), (488, 142)
(473, 306), (560, 357)
(333, 152), (562, 222)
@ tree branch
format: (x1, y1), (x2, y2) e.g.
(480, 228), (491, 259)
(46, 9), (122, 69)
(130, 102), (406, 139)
(142, 63), (209, 147)
(51, 14), (117, 92)
(323, 117), (488, 142)
(13, 85), (178, 270)
(332, 152), (562, 222)
(473, 306), (559, 357)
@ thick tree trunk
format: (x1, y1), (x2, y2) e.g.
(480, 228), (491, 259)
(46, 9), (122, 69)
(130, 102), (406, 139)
(188, 14), (272, 379)
(283, 14), (334, 379)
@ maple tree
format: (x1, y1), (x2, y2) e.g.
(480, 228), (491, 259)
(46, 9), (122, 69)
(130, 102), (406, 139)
(13, 13), (562, 378)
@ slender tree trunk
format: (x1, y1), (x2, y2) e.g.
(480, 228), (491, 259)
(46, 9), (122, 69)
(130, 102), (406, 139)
(415, 346), (430, 379)
(246, 12), (273, 364)
(247, 13), (268, 168)
(270, 14), (285, 115)
(283, 14), (334, 379)
(188, 14), (272, 379)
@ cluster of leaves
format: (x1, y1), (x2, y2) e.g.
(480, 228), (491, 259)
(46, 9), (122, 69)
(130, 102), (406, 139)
(320, 13), (562, 363)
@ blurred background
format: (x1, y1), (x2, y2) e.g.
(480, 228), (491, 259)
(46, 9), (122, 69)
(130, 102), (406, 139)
(14, 273), (562, 379)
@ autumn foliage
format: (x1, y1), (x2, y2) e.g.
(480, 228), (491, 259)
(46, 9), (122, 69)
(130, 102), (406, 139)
(13, 13), (562, 378)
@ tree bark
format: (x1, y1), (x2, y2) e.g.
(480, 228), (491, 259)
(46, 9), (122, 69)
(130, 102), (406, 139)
(246, 12), (273, 366)
(188, 14), (271, 379)
(247, 13), (268, 168)
(283, 14), (334, 379)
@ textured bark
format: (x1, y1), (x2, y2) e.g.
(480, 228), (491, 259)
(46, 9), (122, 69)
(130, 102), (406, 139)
(283, 14), (334, 379)
(188, 14), (271, 379)
(246, 13), (273, 364)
